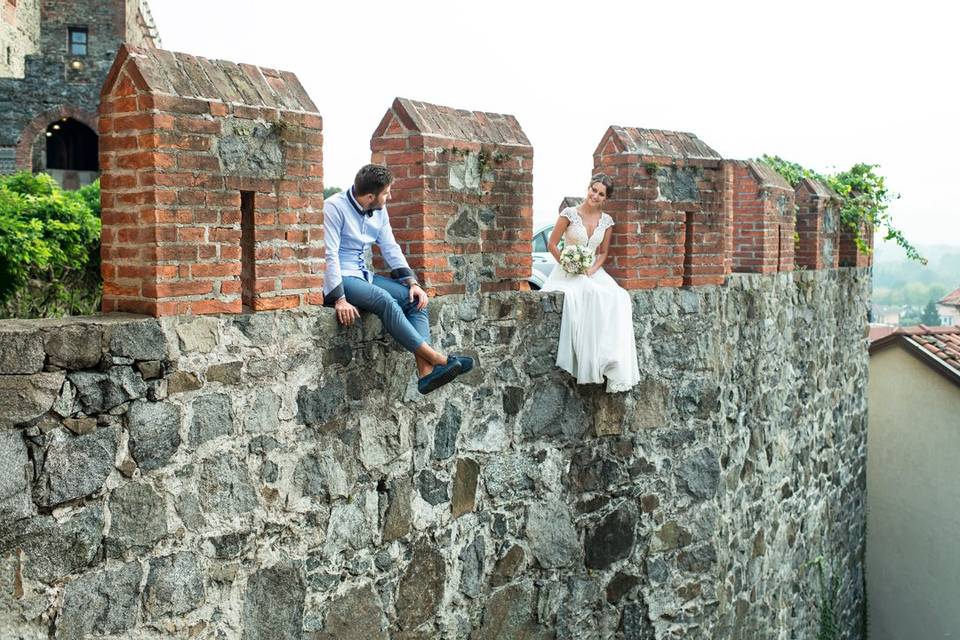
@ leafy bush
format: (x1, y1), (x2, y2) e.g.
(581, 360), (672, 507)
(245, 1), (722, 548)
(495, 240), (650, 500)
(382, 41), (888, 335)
(0, 172), (102, 318)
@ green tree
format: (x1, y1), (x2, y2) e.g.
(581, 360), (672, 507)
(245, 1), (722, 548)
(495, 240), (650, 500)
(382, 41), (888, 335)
(323, 186), (341, 199)
(921, 301), (942, 326)
(0, 172), (101, 318)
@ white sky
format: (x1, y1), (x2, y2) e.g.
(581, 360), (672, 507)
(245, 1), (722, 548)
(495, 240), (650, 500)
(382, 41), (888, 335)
(148, 0), (959, 247)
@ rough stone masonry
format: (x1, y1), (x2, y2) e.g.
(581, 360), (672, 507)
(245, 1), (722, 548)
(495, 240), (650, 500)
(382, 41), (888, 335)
(0, 269), (869, 639)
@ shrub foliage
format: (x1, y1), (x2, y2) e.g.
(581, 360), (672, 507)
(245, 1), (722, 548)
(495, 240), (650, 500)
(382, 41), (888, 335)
(0, 172), (102, 318)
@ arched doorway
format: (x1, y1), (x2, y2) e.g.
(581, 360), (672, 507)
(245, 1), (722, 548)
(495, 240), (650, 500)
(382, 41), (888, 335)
(16, 106), (99, 190)
(45, 118), (99, 173)
(34, 117), (99, 189)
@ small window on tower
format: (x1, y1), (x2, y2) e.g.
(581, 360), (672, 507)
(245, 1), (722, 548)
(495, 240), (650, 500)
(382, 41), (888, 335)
(68, 27), (87, 56)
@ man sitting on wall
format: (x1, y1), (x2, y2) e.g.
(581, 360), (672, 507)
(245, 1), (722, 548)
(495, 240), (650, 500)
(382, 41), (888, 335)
(323, 164), (473, 394)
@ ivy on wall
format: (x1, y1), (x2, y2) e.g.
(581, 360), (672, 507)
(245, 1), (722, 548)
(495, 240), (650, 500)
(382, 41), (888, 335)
(760, 155), (925, 264)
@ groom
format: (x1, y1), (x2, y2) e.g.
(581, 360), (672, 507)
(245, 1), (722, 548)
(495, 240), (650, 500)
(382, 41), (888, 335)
(323, 164), (473, 394)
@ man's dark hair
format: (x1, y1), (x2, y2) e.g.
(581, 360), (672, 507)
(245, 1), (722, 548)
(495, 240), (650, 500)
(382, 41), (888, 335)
(590, 173), (614, 198)
(354, 164), (394, 196)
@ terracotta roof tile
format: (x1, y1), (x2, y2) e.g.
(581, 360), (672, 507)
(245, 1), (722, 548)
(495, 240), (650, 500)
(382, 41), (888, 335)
(876, 325), (960, 374)
(868, 325), (896, 342)
(938, 286), (960, 306)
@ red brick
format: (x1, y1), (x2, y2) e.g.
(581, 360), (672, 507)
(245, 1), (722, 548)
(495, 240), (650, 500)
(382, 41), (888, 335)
(190, 299), (243, 315)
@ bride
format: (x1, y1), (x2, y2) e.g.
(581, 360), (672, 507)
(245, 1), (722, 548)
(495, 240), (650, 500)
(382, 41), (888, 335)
(541, 174), (640, 393)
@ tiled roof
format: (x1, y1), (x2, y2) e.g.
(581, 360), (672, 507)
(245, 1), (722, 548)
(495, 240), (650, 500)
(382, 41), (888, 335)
(868, 324), (896, 343)
(870, 324), (960, 383)
(385, 97), (530, 146)
(900, 325), (960, 371)
(939, 287), (960, 306)
(102, 45), (318, 113)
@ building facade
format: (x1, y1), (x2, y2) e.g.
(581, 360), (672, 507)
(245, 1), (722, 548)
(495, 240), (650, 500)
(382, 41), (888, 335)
(0, 0), (159, 187)
(868, 326), (960, 639)
(937, 287), (960, 326)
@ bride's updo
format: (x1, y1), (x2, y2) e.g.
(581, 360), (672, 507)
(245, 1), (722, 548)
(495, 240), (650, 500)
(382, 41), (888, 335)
(590, 173), (614, 198)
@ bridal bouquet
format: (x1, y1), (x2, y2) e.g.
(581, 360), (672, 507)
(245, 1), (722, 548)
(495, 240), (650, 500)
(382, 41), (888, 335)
(559, 244), (594, 275)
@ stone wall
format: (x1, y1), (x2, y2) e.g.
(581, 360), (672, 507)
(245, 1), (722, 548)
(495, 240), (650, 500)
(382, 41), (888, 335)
(0, 269), (869, 639)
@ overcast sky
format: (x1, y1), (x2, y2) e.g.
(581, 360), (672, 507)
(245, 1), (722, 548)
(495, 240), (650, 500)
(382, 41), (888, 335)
(148, 0), (959, 249)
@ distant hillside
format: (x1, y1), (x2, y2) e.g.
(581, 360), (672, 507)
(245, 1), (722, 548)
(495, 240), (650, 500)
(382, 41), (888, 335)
(873, 241), (960, 307)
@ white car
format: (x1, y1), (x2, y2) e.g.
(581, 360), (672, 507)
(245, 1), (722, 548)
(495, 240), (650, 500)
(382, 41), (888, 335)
(529, 223), (556, 290)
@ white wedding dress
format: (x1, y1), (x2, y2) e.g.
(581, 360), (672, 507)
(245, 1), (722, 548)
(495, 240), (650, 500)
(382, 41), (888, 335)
(541, 207), (640, 393)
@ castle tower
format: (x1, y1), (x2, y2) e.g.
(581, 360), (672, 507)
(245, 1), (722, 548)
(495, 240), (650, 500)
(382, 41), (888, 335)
(0, 0), (160, 187)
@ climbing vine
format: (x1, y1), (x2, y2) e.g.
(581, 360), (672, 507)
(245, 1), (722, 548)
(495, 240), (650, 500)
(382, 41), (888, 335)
(759, 155), (925, 264)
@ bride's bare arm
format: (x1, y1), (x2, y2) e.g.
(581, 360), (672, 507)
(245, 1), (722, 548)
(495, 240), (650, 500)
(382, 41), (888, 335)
(547, 216), (569, 262)
(587, 226), (613, 276)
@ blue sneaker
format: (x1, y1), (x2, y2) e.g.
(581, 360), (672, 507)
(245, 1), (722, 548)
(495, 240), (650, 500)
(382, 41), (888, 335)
(417, 358), (463, 395)
(449, 354), (475, 375)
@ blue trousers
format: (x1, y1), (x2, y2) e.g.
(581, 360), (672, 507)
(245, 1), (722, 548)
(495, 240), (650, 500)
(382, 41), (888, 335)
(342, 275), (429, 353)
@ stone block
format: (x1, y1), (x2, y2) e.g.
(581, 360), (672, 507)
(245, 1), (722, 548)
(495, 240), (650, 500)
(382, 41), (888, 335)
(190, 392), (234, 446)
(126, 400), (181, 472)
(0, 330), (45, 374)
(382, 477), (412, 543)
(105, 481), (167, 556)
(451, 458), (479, 519)
(241, 564), (305, 640)
(584, 503), (638, 570)
(11, 507), (103, 584)
(0, 372), (65, 429)
(0, 430), (32, 522)
(108, 321), (167, 361)
(176, 317), (220, 354)
(526, 499), (579, 569)
(44, 325), (103, 369)
(68, 367), (146, 413)
(144, 552), (204, 618)
(33, 427), (119, 507)
(55, 561), (142, 639)
(198, 455), (257, 516)
(311, 582), (388, 640)
(395, 540), (445, 632)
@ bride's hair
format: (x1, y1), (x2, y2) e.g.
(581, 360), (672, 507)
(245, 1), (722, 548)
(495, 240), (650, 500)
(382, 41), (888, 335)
(589, 173), (614, 198)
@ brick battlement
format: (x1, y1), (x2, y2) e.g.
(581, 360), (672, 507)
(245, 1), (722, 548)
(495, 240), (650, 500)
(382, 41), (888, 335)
(593, 126), (730, 289)
(730, 160), (795, 274)
(95, 46), (872, 317)
(371, 97), (533, 296)
(795, 177), (841, 270)
(99, 45), (323, 316)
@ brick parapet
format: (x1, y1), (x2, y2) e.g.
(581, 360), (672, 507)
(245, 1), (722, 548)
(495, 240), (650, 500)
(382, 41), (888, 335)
(593, 126), (730, 289)
(795, 177), (841, 270)
(370, 97), (533, 296)
(729, 160), (796, 274)
(98, 45), (323, 316)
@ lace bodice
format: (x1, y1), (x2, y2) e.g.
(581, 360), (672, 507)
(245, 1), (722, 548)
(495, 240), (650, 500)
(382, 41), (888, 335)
(560, 207), (614, 251)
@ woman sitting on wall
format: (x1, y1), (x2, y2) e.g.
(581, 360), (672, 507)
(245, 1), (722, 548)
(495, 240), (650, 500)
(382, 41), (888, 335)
(541, 174), (640, 393)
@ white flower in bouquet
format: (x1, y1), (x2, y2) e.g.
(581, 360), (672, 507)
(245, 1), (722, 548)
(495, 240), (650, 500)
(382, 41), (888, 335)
(559, 244), (594, 275)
